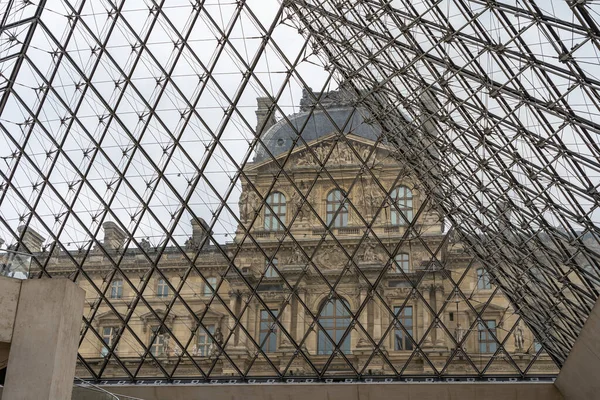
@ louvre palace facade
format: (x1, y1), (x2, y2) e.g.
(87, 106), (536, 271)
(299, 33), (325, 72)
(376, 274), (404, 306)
(19, 89), (557, 380)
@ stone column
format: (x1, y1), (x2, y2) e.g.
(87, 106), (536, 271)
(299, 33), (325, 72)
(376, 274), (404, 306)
(295, 289), (306, 344)
(281, 297), (293, 348)
(434, 285), (446, 347)
(228, 291), (240, 347)
(239, 292), (251, 347)
(422, 286), (433, 346)
(3, 278), (85, 400)
(372, 291), (382, 342)
(358, 287), (368, 344)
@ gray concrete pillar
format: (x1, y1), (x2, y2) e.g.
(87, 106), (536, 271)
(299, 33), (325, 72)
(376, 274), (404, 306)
(555, 295), (600, 399)
(3, 278), (85, 400)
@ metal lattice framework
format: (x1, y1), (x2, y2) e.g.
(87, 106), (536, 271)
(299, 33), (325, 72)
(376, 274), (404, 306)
(0, 0), (599, 383)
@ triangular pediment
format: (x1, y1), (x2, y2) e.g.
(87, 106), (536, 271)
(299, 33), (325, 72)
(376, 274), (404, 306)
(246, 133), (393, 172)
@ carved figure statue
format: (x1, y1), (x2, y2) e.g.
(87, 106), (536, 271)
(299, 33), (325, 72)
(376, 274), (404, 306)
(514, 323), (525, 351)
(191, 343), (198, 356)
(291, 189), (305, 221)
(239, 191), (249, 221)
(173, 343), (181, 357)
(213, 327), (224, 346)
(140, 237), (150, 251)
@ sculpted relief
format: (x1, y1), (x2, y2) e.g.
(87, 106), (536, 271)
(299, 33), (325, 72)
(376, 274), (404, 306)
(295, 141), (383, 167)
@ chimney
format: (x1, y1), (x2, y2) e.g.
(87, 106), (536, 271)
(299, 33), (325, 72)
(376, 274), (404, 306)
(188, 218), (212, 250)
(16, 225), (45, 253)
(255, 97), (276, 134)
(103, 221), (127, 251)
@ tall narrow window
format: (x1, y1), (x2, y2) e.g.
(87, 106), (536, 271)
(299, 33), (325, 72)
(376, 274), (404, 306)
(478, 320), (498, 353)
(394, 306), (413, 351)
(110, 279), (123, 299)
(477, 268), (492, 290)
(203, 277), (217, 296)
(326, 189), (348, 228)
(318, 298), (351, 355)
(265, 258), (278, 278)
(197, 325), (215, 356)
(394, 254), (410, 273)
(101, 326), (118, 357)
(260, 309), (278, 352)
(157, 278), (169, 297)
(390, 186), (413, 226)
(150, 326), (166, 356)
(264, 192), (286, 231)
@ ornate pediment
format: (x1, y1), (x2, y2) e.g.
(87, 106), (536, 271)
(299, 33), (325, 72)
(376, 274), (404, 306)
(246, 133), (393, 172)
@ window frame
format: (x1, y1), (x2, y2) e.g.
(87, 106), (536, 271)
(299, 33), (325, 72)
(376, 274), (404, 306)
(317, 297), (351, 355)
(326, 189), (348, 228)
(478, 319), (498, 354)
(265, 258), (278, 278)
(264, 192), (287, 231)
(110, 279), (123, 299)
(203, 277), (217, 297)
(100, 326), (119, 357)
(259, 309), (279, 352)
(157, 278), (169, 297)
(394, 254), (410, 273)
(150, 326), (166, 356)
(477, 268), (492, 290)
(393, 305), (413, 351)
(196, 324), (215, 356)
(390, 186), (413, 226)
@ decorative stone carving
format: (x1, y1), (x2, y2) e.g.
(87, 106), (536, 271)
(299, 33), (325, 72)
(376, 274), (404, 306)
(361, 240), (380, 263)
(239, 191), (261, 222)
(288, 243), (305, 264)
(315, 246), (346, 269)
(291, 188), (306, 222)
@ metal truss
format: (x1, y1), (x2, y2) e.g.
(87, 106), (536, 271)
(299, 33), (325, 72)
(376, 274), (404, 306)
(0, 0), (597, 383)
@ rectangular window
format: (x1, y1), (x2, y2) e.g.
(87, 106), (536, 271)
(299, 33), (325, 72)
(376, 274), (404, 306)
(394, 306), (413, 351)
(197, 325), (215, 356)
(203, 277), (217, 296)
(150, 326), (166, 356)
(110, 279), (123, 299)
(394, 254), (410, 273)
(260, 309), (278, 352)
(478, 320), (498, 353)
(101, 326), (118, 357)
(265, 258), (278, 278)
(477, 268), (492, 290)
(157, 279), (169, 297)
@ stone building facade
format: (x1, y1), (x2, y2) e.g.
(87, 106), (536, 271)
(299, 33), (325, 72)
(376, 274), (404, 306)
(23, 89), (557, 379)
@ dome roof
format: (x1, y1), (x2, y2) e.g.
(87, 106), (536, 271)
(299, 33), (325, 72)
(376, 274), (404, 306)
(253, 106), (382, 163)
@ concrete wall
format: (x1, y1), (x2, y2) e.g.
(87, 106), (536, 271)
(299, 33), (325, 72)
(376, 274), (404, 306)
(555, 297), (600, 399)
(102, 383), (563, 400)
(0, 277), (21, 343)
(2, 278), (85, 400)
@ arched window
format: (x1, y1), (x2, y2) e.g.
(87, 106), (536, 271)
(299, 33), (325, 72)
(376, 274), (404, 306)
(326, 189), (348, 228)
(390, 186), (413, 226)
(264, 192), (286, 231)
(317, 298), (351, 355)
